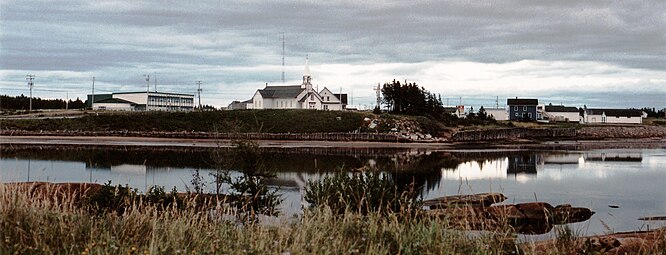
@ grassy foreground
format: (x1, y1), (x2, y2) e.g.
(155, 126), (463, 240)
(2, 182), (664, 254)
(0, 183), (523, 255)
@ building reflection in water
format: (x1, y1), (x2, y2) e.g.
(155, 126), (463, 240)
(2, 146), (646, 206)
(583, 152), (642, 162)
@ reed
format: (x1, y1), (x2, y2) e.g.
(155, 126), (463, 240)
(1, 183), (663, 254)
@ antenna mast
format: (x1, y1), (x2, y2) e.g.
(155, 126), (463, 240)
(143, 74), (150, 93)
(196, 80), (202, 110)
(373, 83), (381, 109)
(281, 32), (285, 84)
(26, 74), (35, 112)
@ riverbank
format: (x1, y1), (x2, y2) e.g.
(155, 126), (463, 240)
(2, 135), (666, 151)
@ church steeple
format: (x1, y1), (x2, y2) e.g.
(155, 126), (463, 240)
(302, 55), (312, 90)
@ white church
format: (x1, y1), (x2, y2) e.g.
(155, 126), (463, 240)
(245, 59), (347, 110)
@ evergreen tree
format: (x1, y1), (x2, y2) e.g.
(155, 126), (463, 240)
(380, 80), (444, 118)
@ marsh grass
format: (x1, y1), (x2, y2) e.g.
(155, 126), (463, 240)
(0, 182), (526, 255)
(3, 182), (663, 254)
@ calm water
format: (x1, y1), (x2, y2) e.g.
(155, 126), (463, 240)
(1, 145), (665, 238)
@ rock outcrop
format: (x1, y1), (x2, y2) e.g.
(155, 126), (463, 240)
(424, 193), (594, 234)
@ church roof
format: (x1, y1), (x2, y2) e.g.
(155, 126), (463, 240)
(258, 85), (304, 98)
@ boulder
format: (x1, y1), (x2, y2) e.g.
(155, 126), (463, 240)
(423, 193), (507, 209)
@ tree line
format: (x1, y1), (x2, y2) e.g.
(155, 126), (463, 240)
(1, 94), (85, 111)
(635, 107), (666, 118)
(380, 79), (445, 117)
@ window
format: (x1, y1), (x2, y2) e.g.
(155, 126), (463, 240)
(515, 113), (519, 116)
(528, 113), (532, 118)
(311, 94), (314, 100)
(324, 105), (328, 110)
(523, 106), (527, 111)
(514, 106), (518, 111)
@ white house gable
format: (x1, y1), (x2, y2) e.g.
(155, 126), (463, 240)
(239, 58), (348, 111)
(319, 87), (340, 103)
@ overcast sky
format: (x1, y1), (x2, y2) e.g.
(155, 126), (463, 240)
(1, 0), (664, 109)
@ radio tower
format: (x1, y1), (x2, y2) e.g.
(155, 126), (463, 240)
(26, 74), (35, 112)
(373, 83), (381, 109)
(143, 74), (150, 93)
(196, 80), (202, 110)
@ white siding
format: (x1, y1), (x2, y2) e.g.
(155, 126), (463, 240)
(584, 114), (642, 124)
(114, 93), (147, 105)
(93, 103), (133, 111)
(547, 112), (580, 122)
(485, 108), (508, 121)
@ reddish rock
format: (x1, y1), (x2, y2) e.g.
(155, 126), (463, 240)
(423, 193), (507, 209)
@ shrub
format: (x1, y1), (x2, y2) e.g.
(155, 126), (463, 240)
(304, 172), (421, 215)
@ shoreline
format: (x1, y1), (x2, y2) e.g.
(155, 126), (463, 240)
(2, 135), (666, 150)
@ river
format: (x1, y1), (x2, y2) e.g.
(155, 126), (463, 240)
(1, 144), (665, 239)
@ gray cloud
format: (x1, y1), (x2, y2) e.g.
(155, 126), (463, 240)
(1, 0), (664, 107)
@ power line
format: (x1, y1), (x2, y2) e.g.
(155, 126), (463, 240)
(373, 83), (381, 109)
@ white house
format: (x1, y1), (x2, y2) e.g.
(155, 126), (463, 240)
(443, 105), (467, 118)
(246, 59), (347, 110)
(543, 105), (580, 122)
(581, 108), (646, 124)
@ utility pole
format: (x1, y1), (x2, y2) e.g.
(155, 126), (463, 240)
(66, 92), (69, 110)
(373, 83), (381, 109)
(339, 86), (343, 110)
(26, 74), (35, 112)
(196, 80), (202, 110)
(91, 77), (95, 110)
(154, 73), (157, 92)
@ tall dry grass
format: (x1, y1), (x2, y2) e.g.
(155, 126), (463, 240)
(4, 182), (663, 254)
(0, 182), (526, 254)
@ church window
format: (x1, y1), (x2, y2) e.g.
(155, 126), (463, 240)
(311, 94), (314, 101)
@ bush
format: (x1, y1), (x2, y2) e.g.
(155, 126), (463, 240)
(304, 172), (421, 215)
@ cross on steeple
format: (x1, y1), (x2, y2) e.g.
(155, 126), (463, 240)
(302, 55), (312, 90)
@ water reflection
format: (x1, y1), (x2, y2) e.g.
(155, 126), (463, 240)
(1, 145), (665, 237)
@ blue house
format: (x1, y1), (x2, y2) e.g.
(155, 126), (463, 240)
(507, 98), (538, 121)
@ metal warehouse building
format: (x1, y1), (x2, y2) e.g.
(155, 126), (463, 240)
(87, 91), (195, 111)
